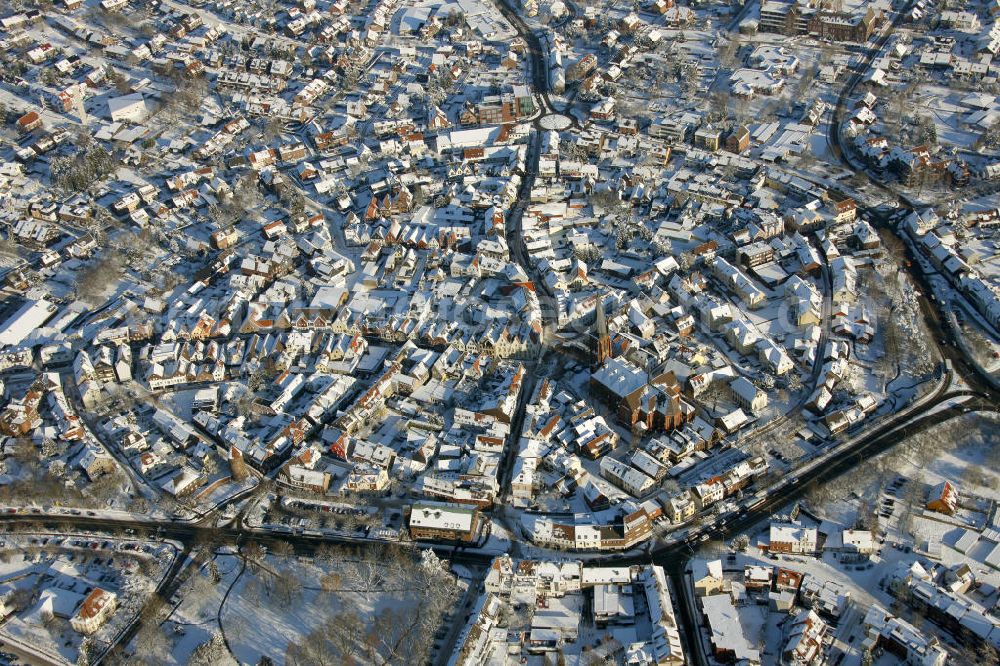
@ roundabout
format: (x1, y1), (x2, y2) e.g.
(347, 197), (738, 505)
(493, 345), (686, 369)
(539, 114), (572, 130)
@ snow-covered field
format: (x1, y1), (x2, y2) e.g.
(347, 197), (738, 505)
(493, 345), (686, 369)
(219, 549), (456, 664)
(128, 545), (461, 665)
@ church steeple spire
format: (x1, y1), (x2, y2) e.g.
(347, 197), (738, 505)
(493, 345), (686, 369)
(594, 297), (611, 366)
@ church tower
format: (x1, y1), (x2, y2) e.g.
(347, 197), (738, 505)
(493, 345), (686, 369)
(594, 297), (611, 366)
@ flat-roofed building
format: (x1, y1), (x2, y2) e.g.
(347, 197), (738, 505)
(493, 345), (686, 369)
(408, 501), (483, 543)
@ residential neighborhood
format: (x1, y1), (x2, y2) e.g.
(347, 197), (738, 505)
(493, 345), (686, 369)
(0, 0), (996, 663)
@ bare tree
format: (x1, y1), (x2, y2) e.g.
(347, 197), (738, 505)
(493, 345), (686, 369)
(344, 549), (385, 603)
(134, 622), (171, 665)
(75, 253), (124, 304)
(315, 543), (343, 565)
(189, 632), (235, 666)
(272, 567), (303, 608)
(243, 542), (266, 573)
(287, 611), (365, 666)
(271, 539), (294, 558)
(718, 37), (742, 70)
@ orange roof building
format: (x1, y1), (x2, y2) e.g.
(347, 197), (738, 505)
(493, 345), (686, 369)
(70, 588), (117, 635)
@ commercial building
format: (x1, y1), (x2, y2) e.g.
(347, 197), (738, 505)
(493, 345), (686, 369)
(408, 501), (483, 543)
